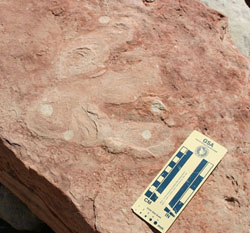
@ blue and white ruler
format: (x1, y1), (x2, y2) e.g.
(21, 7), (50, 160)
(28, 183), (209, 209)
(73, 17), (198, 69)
(132, 130), (227, 232)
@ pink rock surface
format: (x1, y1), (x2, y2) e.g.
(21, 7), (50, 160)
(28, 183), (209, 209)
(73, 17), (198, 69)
(0, 0), (249, 232)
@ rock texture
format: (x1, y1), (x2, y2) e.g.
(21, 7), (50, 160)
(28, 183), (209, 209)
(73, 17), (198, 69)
(0, 0), (249, 233)
(200, 0), (250, 57)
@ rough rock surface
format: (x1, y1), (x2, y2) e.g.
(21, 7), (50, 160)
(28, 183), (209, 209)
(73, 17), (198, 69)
(0, 0), (249, 233)
(0, 184), (43, 231)
(200, 0), (250, 57)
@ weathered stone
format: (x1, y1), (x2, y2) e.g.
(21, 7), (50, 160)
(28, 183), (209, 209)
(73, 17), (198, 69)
(200, 0), (250, 57)
(0, 0), (249, 233)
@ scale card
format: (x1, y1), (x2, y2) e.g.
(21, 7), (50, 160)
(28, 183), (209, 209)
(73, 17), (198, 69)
(132, 130), (227, 233)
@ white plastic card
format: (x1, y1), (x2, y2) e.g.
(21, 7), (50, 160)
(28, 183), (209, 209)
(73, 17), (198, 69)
(132, 130), (227, 232)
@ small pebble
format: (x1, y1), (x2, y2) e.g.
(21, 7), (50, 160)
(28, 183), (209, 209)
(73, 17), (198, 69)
(151, 100), (166, 113)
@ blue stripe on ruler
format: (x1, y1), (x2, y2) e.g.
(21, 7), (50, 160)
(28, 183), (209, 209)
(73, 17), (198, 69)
(144, 150), (184, 199)
(169, 161), (176, 168)
(159, 150), (184, 179)
(156, 150), (193, 194)
(164, 207), (171, 214)
(161, 170), (168, 178)
(152, 180), (161, 188)
(190, 175), (203, 190)
(151, 193), (158, 202)
(145, 190), (153, 198)
(173, 201), (184, 214)
(176, 151), (184, 158)
(164, 207), (175, 217)
(169, 159), (208, 212)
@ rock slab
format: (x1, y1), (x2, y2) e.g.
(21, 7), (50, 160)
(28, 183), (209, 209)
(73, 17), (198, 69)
(0, 0), (249, 233)
(200, 0), (250, 57)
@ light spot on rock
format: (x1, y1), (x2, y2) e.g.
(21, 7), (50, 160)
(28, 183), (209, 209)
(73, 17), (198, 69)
(141, 130), (152, 140)
(40, 104), (53, 117)
(151, 100), (166, 113)
(64, 130), (74, 141)
(98, 16), (110, 24)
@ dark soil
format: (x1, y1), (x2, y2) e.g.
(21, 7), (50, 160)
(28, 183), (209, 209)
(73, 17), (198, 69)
(0, 219), (54, 233)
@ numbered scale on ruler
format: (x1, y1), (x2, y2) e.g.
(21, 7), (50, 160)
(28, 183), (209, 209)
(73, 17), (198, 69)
(132, 130), (227, 233)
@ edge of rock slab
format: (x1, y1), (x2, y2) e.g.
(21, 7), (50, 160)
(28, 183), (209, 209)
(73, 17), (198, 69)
(199, 0), (250, 58)
(0, 139), (95, 233)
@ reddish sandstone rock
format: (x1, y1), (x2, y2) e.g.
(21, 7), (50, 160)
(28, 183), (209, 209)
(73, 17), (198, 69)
(0, 0), (249, 233)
